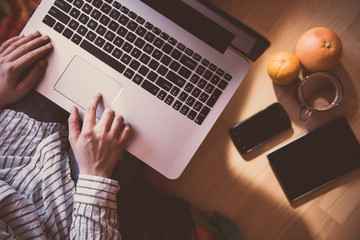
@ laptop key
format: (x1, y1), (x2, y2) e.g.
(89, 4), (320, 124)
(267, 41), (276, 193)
(77, 25), (88, 36)
(95, 36), (105, 47)
(133, 74), (144, 85)
(195, 106), (210, 125)
(71, 33), (82, 44)
(187, 110), (197, 120)
(135, 26), (147, 37)
(179, 55), (197, 70)
(112, 48), (123, 59)
(120, 6), (129, 14)
(197, 79), (207, 89)
(113, 1), (121, 9)
(207, 88), (222, 107)
(156, 77), (173, 91)
(128, 11), (137, 19)
(165, 95), (174, 105)
(68, 19), (79, 30)
(105, 31), (115, 41)
(130, 59), (140, 71)
(141, 80), (160, 96)
(49, 6), (70, 25)
(73, 0), (84, 8)
(168, 37), (177, 45)
(193, 53), (202, 62)
(162, 43), (173, 54)
(114, 36), (124, 47)
(134, 38), (145, 48)
(139, 54), (150, 65)
(100, 15), (110, 26)
(144, 22), (153, 30)
(79, 13), (89, 24)
(80, 39), (126, 74)
(124, 68), (135, 79)
(224, 73), (232, 81)
(82, 3), (93, 14)
(117, 26), (127, 37)
(120, 53), (132, 65)
(169, 61), (180, 72)
(157, 90), (167, 100)
(166, 71), (185, 87)
(148, 59), (159, 70)
(138, 65), (149, 76)
(100, 3), (112, 14)
(92, 0), (103, 8)
(127, 20), (138, 31)
(152, 27), (161, 35)
(90, 9), (101, 20)
(87, 19), (98, 30)
(136, 16), (145, 25)
(63, 28), (74, 39)
(218, 80), (228, 90)
(173, 100), (182, 111)
(144, 32), (156, 43)
(180, 105), (190, 115)
(170, 86), (180, 96)
(147, 71), (158, 82)
(55, 0), (72, 13)
(178, 66), (191, 79)
(54, 22), (65, 33)
(43, 15), (56, 28)
(170, 49), (181, 60)
(103, 42), (114, 53)
(118, 15), (129, 25)
(110, 9), (121, 20)
(122, 42), (133, 53)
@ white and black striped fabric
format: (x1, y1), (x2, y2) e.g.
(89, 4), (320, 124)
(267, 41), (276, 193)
(0, 109), (121, 240)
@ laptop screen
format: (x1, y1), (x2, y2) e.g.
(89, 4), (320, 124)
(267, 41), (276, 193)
(140, 0), (234, 53)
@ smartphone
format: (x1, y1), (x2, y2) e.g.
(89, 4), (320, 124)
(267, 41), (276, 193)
(229, 103), (291, 154)
(267, 117), (360, 202)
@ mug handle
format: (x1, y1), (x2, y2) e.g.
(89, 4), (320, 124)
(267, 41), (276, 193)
(299, 105), (312, 121)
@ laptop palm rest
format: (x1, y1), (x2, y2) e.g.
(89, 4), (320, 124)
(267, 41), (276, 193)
(55, 56), (123, 118)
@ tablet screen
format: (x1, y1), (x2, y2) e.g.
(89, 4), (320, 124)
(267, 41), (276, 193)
(267, 117), (360, 202)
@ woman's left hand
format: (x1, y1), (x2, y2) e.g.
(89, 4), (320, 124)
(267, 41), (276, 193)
(0, 31), (53, 108)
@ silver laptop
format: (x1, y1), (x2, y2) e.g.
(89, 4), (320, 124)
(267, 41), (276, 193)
(21, 0), (269, 179)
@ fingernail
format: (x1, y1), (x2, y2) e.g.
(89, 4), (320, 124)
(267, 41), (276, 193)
(33, 31), (40, 36)
(70, 106), (77, 113)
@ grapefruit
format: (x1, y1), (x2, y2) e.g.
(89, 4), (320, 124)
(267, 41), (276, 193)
(295, 27), (343, 73)
(267, 52), (301, 85)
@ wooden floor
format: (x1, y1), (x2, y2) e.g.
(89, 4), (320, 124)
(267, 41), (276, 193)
(145, 0), (360, 239)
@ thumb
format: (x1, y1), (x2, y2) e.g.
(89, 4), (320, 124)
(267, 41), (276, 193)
(68, 106), (81, 146)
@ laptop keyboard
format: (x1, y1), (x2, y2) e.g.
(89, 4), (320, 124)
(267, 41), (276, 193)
(42, 0), (233, 125)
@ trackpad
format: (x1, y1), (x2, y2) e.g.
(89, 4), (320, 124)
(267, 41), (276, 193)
(55, 56), (123, 118)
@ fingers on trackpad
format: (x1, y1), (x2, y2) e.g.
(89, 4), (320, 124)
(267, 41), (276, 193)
(54, 56), (123, 118)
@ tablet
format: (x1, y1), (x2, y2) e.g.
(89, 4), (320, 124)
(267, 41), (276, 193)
(267, 117), (360, 202)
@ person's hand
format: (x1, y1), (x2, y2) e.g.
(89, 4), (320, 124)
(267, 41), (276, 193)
(0, 31), (53, 108)
(68, 93), (132, 178)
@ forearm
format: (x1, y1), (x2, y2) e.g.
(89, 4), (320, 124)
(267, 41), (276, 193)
(70, 174), (121, 240)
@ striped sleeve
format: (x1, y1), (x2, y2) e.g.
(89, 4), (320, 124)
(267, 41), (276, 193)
(70, 174), (121, 240)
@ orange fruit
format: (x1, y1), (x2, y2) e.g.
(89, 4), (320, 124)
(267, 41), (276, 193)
(267, 52), (300, 85)
(295, 27), (343, 73)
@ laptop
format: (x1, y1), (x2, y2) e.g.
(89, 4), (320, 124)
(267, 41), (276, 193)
(21, 0), (269, 179)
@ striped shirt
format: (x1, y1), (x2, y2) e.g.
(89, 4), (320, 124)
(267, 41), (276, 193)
(0, 109), (121, 239)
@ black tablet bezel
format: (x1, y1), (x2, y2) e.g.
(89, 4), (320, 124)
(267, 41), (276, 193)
(267, 117), (360, 202)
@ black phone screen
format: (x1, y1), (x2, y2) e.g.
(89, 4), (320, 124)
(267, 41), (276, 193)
(229, 103), (291, 153)
(267, 117), (360, 202)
